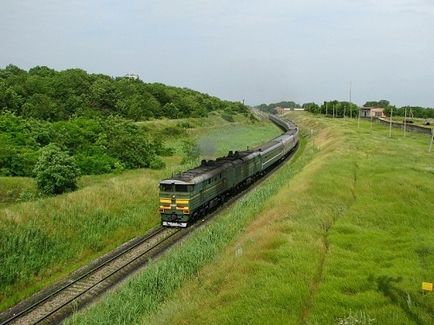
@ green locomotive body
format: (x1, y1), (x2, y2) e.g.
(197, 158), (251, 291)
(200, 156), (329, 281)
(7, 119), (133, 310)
(159, 115), (298, 227)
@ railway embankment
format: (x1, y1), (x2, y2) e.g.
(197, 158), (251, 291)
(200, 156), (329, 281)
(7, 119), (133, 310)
(375, 117), (433, 135)
(69, 113), (433, 324)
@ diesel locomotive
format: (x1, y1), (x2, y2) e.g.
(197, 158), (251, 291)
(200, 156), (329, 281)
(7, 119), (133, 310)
(159, 115), (299, 227)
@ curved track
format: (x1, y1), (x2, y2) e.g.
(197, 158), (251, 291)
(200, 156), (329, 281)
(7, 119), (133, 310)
(0, 115), (299, 325)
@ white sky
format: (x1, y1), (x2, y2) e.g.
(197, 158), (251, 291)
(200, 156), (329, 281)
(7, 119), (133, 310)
(1, 0), (434, 107)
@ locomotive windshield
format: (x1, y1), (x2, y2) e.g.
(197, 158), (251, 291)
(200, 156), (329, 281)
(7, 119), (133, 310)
(175, 185), (189, 192)
(160, 184), (173, 192)
(160, 184), (192, 192)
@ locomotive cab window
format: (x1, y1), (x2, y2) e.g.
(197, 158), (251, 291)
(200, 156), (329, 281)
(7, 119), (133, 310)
(175, 185), (188, 192)
(160, 184), (173, 192)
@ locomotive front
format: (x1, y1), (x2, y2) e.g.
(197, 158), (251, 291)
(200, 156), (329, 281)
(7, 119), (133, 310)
(159, 180), (193, 227)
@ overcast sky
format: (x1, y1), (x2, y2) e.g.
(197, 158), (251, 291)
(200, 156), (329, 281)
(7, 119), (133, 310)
(1, 0), (434, 107)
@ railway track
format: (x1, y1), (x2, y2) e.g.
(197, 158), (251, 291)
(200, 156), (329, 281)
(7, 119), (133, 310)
(0, 119), (300, 325)
(0, 227), (183, 325)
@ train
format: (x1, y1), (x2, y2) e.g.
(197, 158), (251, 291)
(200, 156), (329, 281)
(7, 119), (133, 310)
(159, 115), (299, 227)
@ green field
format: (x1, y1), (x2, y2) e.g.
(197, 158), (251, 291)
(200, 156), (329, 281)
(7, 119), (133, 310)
(69, 112), (433, 324)
(0, 113), (281, 311)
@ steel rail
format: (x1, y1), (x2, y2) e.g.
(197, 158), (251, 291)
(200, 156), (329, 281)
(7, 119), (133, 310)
(33, 228), (181, 324)
(0, 226), (171, 325)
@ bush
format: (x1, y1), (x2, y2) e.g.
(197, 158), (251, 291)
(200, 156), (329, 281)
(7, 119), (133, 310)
(221, 113), (235, 122)
(181, 140), (200, 164)
(33, 144), (80, 195)
(75, 153), (120, 175)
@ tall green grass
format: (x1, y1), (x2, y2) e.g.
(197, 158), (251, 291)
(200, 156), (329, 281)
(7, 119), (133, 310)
(0, 177), (37, 206)
(0, 113), (280, 311)
(69, 113), (433, 324)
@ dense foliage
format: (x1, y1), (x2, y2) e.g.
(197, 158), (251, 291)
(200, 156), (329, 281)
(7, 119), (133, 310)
(0, 113), (166, 177)
(33, 144), (80, 195)
(0, 64), (248, 121)
(383, 106), (434, 119)
(0, 64), (249, 178)
(303, 101), (359, 117)
(363, 99), (391, 108)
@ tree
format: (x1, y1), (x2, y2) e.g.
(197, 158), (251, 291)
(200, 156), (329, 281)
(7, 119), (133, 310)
(89, 78), (116, 111)
(363, 100), (390, 108)
(33, 144), (80, 195)
(21, 93), (61, 120)
(303, 102), (320, 113)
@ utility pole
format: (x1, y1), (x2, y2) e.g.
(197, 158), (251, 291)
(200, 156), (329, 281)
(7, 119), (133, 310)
(357, 106), (360, 128)
(389, 107), (393, 138)
(349, 81), (352, 119)
(404, 107), (407, 136)
(325, 102), (328, 116)
(429, 129), (433, 153)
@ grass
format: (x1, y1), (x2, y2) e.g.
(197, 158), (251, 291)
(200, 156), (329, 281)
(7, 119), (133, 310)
(0, 112), (281, 311)
(0, 177), (37, 206)
(68, 112), (433, 324)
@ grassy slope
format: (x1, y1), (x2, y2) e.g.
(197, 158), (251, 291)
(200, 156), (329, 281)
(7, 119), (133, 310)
(0, 113), (281, 311)
(70, 112), (433, 324)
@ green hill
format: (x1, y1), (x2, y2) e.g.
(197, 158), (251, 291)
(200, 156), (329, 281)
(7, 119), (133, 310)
(0, 65), (250, 178)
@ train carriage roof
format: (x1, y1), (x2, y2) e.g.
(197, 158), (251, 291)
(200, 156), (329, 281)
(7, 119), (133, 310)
(160, 115), (298, 186)
(160, 150), (255, 185)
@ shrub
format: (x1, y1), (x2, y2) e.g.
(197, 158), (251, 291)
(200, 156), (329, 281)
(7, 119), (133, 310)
(221, 113), (235, 122)
(181, 140), (200, 164)
(75, 153), (119, 175)
(33, 144), (80, 195)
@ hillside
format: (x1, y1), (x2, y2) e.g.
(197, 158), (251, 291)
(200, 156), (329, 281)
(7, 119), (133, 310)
(0, 65), (247, 121)
(0, 65), (250, 179)
(68, 112), (433, 324)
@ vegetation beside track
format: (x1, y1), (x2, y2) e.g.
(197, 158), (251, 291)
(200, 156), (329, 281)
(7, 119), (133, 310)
(0, 113), (280, 311)
(69, 112), (433, 324)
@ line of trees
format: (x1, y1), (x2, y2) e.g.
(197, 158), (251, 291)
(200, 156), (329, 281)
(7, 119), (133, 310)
(256, 101), (300, 113)
(303, 99), (434, 119)
(258, 99), (434, 119)
(303, 101), (360, 117)
(0, 65), (248, 121)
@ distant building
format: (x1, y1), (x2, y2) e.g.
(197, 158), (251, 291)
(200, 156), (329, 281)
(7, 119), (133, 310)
(275, 107), (303, 114)
(360, 107), (386, 118)
(124, 73), (139, 80)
